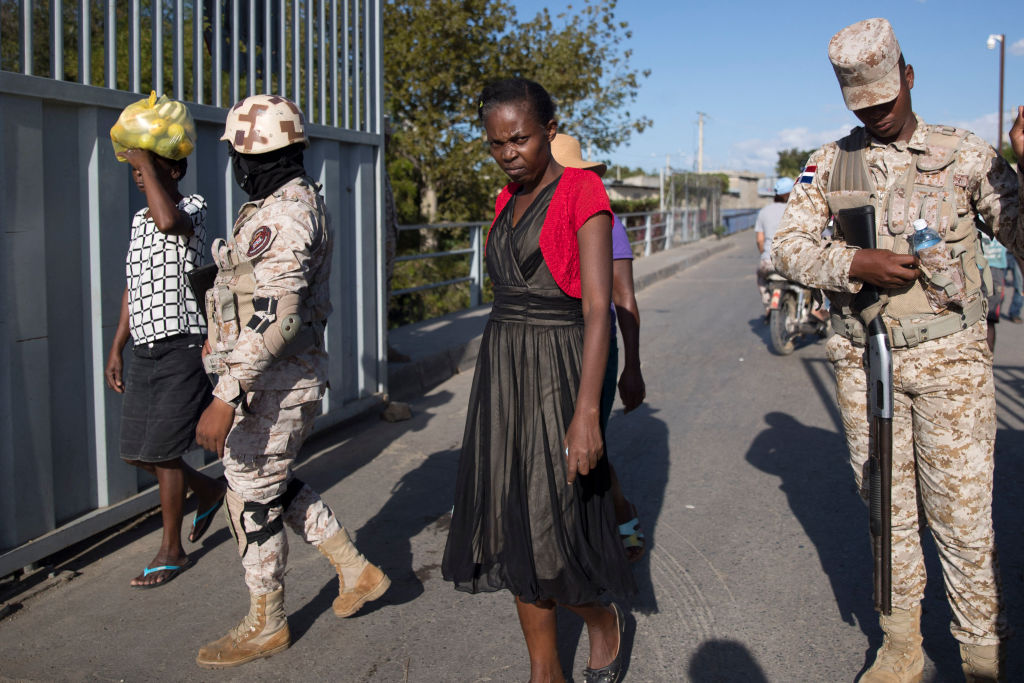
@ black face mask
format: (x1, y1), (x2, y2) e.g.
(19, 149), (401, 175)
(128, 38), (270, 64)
(229, 144), (307, 201)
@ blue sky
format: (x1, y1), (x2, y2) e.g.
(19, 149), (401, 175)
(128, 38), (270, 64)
(511, 0), (1024, 175)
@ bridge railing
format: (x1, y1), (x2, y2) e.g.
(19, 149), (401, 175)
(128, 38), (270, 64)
(389, 207), (720, 321)
(722, 208), (760, 235)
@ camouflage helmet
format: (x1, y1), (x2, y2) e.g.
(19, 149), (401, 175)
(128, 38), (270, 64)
(221, 94), (309, 154)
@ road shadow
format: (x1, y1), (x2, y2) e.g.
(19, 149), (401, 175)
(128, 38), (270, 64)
(989, 422), (1024, 681)
(744, 410), (873, 634)
(285, 396), (459, 641)
(289, 445), (457, 641)
(604, 403), (670, 616)
(688, 638), (768, 682)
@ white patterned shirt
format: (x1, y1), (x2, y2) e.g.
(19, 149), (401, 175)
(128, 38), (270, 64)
(125, 194), (207, 344)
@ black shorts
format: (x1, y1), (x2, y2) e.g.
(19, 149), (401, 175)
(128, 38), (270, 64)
(120, 334), (212, 463)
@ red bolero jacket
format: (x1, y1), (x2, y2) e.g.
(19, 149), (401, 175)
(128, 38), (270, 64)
(486, 167), (611, 298)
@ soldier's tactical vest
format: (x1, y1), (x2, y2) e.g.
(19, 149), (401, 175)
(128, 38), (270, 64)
(205, 180), (329, 374)
(826, 126), (988, 347)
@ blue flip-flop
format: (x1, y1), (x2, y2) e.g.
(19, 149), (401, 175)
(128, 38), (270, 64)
(131, 558), (191, 589)
(189, 494), (224, 543)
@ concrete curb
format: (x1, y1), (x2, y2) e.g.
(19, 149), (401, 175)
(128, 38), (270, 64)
(388, 336), (483, 402)
(387, 236), (735, 402)
(631, 239), (733, 293)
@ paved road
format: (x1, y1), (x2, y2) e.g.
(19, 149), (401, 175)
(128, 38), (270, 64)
(2, 237), (1022, 681)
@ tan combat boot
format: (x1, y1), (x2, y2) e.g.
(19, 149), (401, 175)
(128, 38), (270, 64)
(196, 588), (291, 669)
(859, 605), (924, 683)
(959, 642), (1002, 682)
(318, 528), (390, 617)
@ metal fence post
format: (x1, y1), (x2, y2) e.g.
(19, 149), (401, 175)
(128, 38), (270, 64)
(644, 214), (652, 257)
(470, 224), (482, 307)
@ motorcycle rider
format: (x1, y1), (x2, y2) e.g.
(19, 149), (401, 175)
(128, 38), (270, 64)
(756, 177), (794, 318)
(758, 176), (830, 330)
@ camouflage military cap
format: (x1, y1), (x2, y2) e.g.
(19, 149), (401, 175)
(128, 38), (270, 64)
(828, 18), (902, 111)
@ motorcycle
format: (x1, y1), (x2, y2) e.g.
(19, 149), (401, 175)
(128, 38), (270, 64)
(766, 272), (829, 355)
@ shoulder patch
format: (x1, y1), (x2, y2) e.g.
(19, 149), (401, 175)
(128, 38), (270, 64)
(798, 165), (817, 184)
(246, 225), (275, 258)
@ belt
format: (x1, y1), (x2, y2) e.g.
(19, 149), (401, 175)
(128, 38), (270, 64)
(490, 286), (582, 326)
(831, 295), (986, 348)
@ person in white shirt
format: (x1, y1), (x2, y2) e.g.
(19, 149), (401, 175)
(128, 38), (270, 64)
(755, 177), (794, 316)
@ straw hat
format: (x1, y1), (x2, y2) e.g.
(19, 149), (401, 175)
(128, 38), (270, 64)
(551, 133), (606, 177)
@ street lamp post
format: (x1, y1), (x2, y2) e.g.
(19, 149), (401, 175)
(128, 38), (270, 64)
(987, 33), (1005, 154)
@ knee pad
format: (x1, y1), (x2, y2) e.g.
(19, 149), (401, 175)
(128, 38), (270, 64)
(246, 293), (304, 357)
(225, 480), (307, 557)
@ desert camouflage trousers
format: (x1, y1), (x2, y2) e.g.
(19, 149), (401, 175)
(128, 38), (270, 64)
(826, 320), (1003, 646)
(222, 388), (342, 595)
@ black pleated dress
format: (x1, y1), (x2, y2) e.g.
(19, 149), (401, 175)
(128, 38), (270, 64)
(442, 177), (637, 605)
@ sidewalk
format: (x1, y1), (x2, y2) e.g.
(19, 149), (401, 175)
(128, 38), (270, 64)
(386, 235), (735, 401)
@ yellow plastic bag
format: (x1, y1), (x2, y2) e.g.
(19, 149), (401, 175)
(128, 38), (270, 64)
(110, 91), (196, 161)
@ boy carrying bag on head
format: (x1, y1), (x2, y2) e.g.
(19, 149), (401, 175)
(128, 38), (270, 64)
(105, 93), (226, 589)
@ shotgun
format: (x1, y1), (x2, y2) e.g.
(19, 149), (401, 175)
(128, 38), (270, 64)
(837, 205), (893, 616)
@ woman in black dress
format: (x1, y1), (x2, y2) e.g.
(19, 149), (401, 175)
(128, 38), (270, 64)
(442, 78), (635, 683)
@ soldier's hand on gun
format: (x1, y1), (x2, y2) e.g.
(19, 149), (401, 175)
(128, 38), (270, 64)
(850, 248), (919, 289)
(196, 398), (236, 458)
(104, 350), (124, 393)
(1011, 105), (1024, 171)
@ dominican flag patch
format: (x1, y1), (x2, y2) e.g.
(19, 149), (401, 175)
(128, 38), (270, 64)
(798, 165), (816, 184)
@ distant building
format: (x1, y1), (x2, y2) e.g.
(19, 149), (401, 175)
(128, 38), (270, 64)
(604, 174), (661, 203)
(605, 170), (777, 211)
(713, 169), (775, 210)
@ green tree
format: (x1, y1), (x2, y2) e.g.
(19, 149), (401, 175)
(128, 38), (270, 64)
(1000, 142), (1018, 167)
(775, 147), (815, 180)
(383, 0), (650, 223)
(606, 164), (652, 180)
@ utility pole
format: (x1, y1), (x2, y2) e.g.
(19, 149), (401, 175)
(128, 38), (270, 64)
(667, 154), (675, 211)
(987, 34), (1005, 152)
(696, 111), (707, 173)
(659, 166), (665, 211)
(665, 153), (671, 204)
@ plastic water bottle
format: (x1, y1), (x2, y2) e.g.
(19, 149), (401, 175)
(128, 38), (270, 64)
(910, 218), (964, 311)
(910, 219), (942, 254)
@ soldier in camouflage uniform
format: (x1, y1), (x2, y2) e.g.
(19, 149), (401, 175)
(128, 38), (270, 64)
(771, 18), (1024, 682)
(195, 95), (389, 669)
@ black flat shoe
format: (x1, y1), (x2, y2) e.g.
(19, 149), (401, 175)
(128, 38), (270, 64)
(582, 602), (625, 683)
